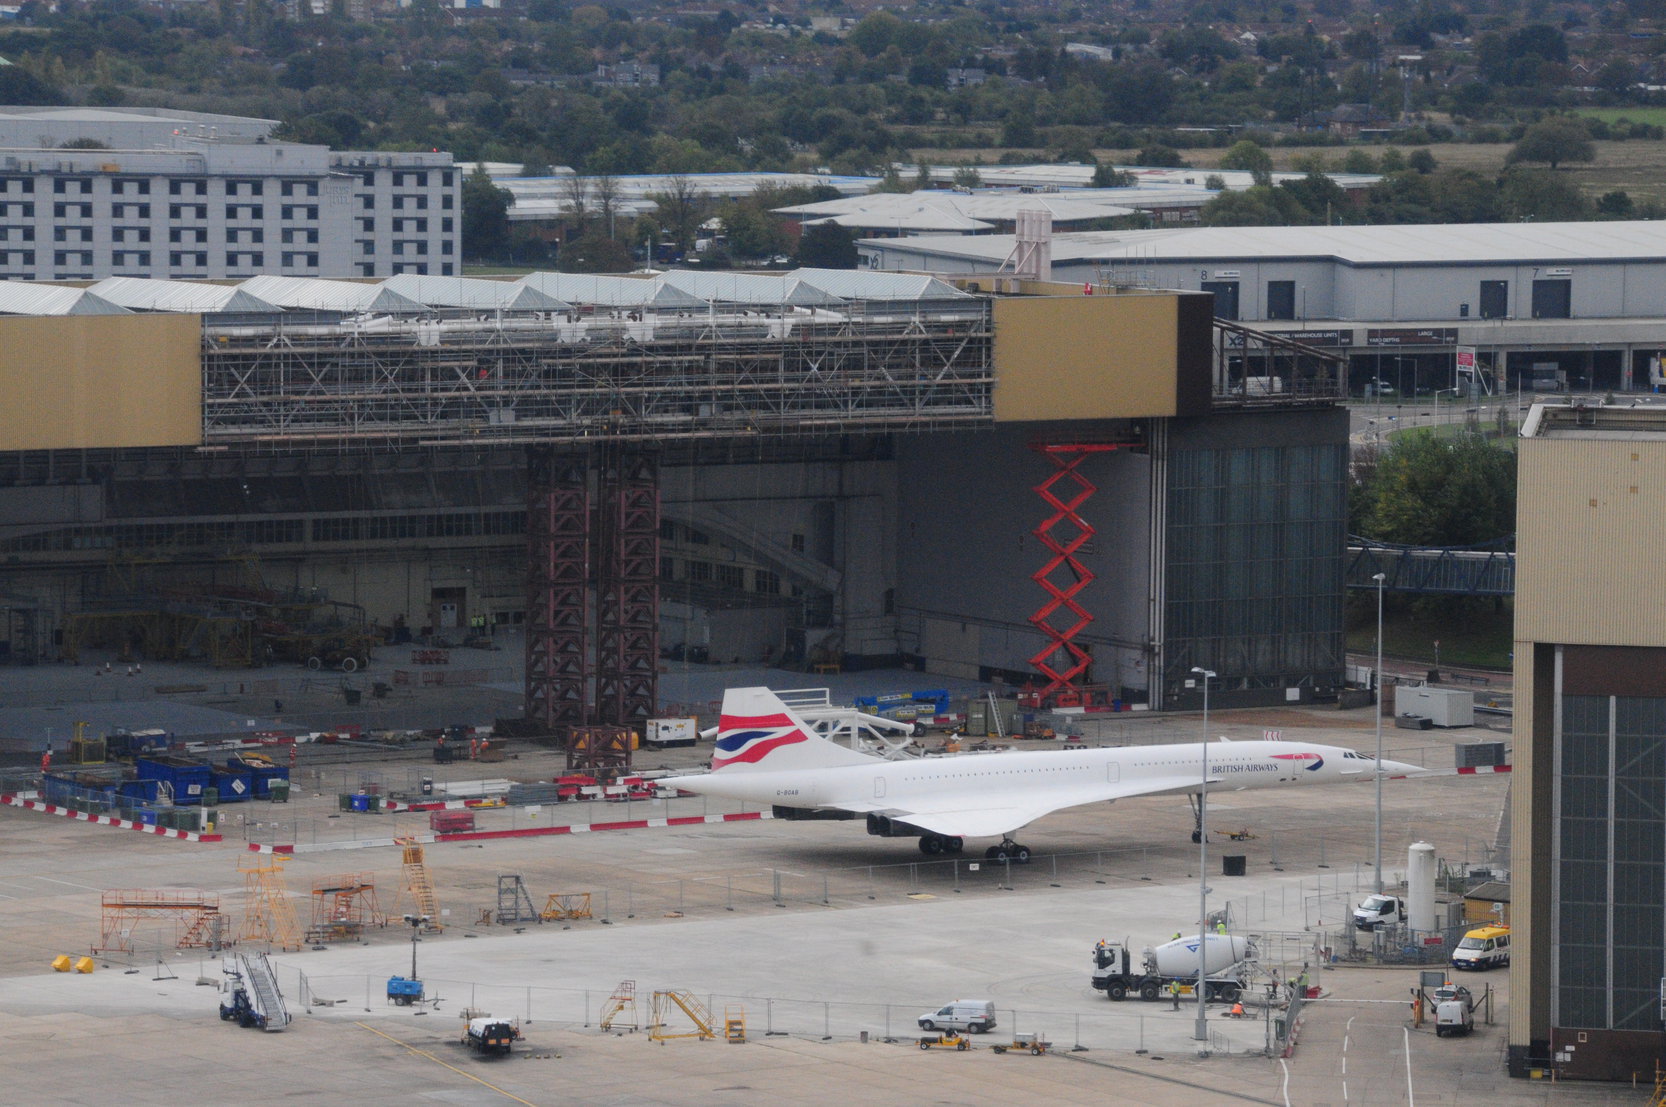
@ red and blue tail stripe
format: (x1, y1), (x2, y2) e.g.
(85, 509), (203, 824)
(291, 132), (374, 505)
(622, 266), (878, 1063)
(712, 712), (809, 769)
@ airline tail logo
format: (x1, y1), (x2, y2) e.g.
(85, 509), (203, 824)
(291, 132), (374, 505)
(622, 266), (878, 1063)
(712, 712), (809, 769)
(1271, 751), (1325, 772)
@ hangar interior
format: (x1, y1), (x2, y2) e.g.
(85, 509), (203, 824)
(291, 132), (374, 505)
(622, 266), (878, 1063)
(0, 272), (1346, 719)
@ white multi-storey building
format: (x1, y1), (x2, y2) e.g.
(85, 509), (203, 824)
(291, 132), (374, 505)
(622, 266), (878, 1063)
(0, 107), (457, 280)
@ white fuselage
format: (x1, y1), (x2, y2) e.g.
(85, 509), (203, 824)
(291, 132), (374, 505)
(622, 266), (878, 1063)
(674, 739), (1376, 809)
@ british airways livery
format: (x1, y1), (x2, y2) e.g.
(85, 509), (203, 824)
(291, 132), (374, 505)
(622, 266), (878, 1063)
(663, 687), (1422, 861)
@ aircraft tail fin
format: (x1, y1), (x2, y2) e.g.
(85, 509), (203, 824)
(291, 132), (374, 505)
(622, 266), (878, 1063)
(712, 686), (880, 772)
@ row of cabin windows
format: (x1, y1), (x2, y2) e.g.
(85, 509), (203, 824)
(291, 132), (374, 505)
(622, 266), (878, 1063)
(1206, 278), (1576, 322)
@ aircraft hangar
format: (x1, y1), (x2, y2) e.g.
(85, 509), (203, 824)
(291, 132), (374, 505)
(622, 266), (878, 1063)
(0, 270), (1347, 719)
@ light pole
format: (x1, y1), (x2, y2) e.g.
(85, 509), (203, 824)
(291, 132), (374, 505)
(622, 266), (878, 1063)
(403, 913), (429, 981)
(1372, 573), (1386, 895)
(1190, 665), (1215, 1043)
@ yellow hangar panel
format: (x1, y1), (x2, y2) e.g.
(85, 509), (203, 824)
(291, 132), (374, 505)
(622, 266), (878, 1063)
(0, 314), (202, 451)
(990, 292), (1210, 422)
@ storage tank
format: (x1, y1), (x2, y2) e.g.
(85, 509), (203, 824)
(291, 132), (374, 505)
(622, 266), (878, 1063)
(1407, 841), (1438, 933)
(1146, 933), (1253, 977)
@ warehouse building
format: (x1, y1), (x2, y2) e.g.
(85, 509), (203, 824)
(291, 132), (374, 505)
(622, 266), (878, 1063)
(1510, 399), (1666, 1081)
(0, 270), (1345, 719)
(859, 221), (1666, 396)
(0, 106), (457, 280)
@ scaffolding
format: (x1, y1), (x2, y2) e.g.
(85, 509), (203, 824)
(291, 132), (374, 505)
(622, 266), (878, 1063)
(525, 450), (590, 733)
(594, 449), (658, 728)
(238, 854), (303, 952)
(94, 889), (223, 955)
(306, 872), (384, 943)
(495, 875), (539, 925)
(198, 304), (996, 449)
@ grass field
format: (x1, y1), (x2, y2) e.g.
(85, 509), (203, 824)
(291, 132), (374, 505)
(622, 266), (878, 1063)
(917, 138), (1666, 204)
(1345, 595), (1514, 672)
(1578, 106), (1666, 126)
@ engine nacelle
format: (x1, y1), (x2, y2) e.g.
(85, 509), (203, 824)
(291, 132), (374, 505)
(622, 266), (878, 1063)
(865, 813), (927, 838)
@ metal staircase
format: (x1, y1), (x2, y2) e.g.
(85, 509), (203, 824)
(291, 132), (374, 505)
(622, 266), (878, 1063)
(397, 838), (442, 929)
(600, 979), (638, 1031)
(650, 989), (715, 1041)
(237, 854), (302, 952)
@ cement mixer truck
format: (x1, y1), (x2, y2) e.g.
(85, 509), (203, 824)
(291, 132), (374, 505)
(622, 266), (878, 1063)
(1090, 934), (1254, 1003)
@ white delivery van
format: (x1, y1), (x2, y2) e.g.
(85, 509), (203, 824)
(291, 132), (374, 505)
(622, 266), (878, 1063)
(1451, 925), (1510, 971)
(917, 999), (996, 1034)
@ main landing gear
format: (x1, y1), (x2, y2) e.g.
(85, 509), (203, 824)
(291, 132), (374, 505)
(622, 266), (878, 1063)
(916, 834), (1033, 862)
(984, 839), (1031, 864)
(917, 833), (965, 855)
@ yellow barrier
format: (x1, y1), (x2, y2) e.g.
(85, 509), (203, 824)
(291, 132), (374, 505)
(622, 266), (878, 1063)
(51, 955), (71, 972)
(75, 957), (95, 974)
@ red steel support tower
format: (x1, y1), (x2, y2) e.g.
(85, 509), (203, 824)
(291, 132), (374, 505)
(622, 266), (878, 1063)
(594, 449), (659, 728)
(1027, 442), (1123, 699)
(525, 448), (591, 731)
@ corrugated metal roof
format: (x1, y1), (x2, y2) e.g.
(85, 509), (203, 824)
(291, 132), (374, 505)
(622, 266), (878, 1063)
(90, 277), (280, 314)
(777, 190), (1132, 226)
(656, 270), (844, 306)
(863, 221), (1666, 267)
(0, 282), (131, 316)
(382, 273), (572, 312)
(239, 275), (427, 314)
(787, 268), (972, 302)
(517, 272), (709, 310)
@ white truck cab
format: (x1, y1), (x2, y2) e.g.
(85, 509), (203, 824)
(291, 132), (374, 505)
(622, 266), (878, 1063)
(1352, 894), (1406, 930)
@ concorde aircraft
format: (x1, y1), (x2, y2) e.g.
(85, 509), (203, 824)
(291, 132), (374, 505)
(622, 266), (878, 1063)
(662, 686), (1423, 861)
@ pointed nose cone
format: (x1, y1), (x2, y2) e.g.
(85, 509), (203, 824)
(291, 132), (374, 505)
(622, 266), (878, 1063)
(1380, 758), (1424, 776)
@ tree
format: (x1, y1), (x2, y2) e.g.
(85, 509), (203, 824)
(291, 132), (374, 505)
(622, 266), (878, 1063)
(794, 222), (858, 269)
(647, 175), (709, 255)
(1219, 139), (1274, 186)
(1358, 431), (1517, 546)
(461, 166), (512, 261)
(1506, 116), (1596, 170)
(560, 229), (633, 273)
(1135, 144), (1188, 168)
(1407, 148), (1438, 174)
(1499, 167), (1591, 221)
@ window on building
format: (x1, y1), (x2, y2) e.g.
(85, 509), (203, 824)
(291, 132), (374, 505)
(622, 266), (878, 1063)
(54, 178), (91, 194)
(53, 202), (93, 219)
(754, 570), (780, 595)
(360, 195), (375, 210)
(717, 564), (745, 590)
(687, 561), (712, 583)
(358, 217), (374, 233)
(168, 179), (207, 196)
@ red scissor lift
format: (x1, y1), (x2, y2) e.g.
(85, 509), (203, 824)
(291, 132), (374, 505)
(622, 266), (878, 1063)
(1025, 442), (1128, 707)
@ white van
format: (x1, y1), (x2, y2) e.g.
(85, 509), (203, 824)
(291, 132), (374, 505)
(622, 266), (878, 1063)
(1451, 925), (1510, 971)
(917, 999), (996, 1034)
